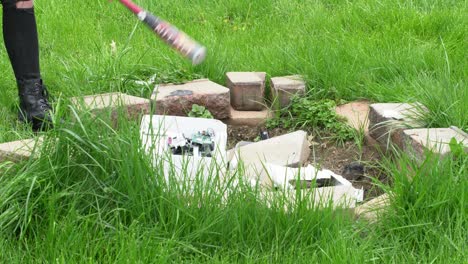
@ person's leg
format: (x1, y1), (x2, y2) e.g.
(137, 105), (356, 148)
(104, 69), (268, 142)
(1, 0), (53, 131)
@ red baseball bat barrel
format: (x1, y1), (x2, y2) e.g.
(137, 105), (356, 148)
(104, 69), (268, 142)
(118, 0), (206, 65)
(118, 0), (141, 14)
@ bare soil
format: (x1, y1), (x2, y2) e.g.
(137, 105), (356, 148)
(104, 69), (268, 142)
(227, 125), (390, 199)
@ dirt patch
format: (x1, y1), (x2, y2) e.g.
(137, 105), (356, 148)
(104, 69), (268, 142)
(312, 141), (389, 199)
(227, 125), (389, 199)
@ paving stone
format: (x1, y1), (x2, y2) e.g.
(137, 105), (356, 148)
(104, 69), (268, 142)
(71, 92), (151, 121)
(365, 134), (380, 147)
(271, 75), (306, 108)
(151, 79), (230, 119)
(222, 107), (271, 126)
(450, 126), (468, 139)
(398, 127), (468, 161)
(0, 138), (43, 163)
(236, 141), (254, 148)
(335, 101), (385, 149)
(335, 101), (370, 132)
(230, 130), (310, 187)
(354, 193), (390, 222)
(226, 72), (266, 111)
(368, 103), (427, 145)
(255, 72), (267, 84)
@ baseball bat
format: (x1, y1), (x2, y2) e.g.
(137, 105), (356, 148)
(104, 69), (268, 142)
(117, 0), (207, 65)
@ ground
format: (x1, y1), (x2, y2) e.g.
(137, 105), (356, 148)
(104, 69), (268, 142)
(0, 0), (466, 263)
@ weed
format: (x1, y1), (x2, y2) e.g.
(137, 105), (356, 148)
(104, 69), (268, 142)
(188, 104), (214, 119)
(267, 96), (354, 143)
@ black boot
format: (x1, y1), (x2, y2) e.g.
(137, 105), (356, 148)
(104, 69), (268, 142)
(18, 79), (53, 131)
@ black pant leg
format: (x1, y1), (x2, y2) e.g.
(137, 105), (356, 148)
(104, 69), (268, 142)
(1, 1), (41, 82)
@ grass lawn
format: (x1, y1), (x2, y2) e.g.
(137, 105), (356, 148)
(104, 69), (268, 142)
(0, 0), (467, 262)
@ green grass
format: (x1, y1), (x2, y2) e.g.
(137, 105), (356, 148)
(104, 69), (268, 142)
(1, 0), (466, 139)
(0, 0), (467, 262)
(0, 112), (466, 263)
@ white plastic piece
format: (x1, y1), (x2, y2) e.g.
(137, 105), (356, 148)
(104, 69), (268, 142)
(266, 163), (331, 188)
(264, 163), (363, 203)
(140, 115), (227, 184)
(355, 188), (364, 203)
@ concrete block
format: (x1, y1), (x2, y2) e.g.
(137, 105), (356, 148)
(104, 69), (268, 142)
(151, 79), (230, 119)
(271, 75), (306, 108)
(222, 107), (271, 126)
(0, 138), (43, 163)
(230, 130), (310, 187)
(226, 72), (266, 111)
(71, 92), (151, 122)
(368, 103), (427, 145)
(399, 127), (468, 161)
